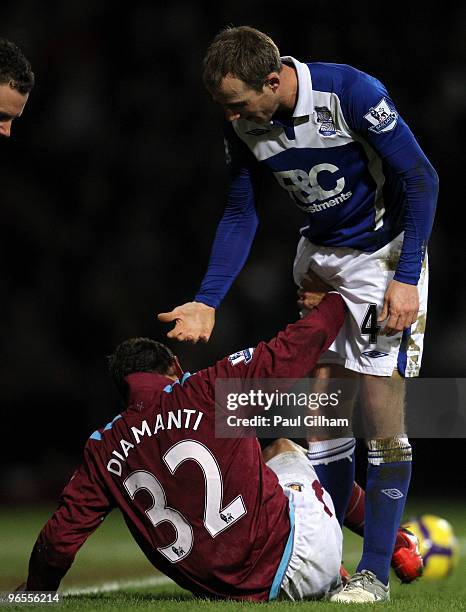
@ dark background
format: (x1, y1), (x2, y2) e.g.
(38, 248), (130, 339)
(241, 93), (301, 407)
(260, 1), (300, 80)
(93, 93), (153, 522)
(1, 1), (465, 502)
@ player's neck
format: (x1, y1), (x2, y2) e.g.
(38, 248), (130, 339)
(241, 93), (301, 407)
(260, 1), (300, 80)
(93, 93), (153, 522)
(277, 63), (298, 115)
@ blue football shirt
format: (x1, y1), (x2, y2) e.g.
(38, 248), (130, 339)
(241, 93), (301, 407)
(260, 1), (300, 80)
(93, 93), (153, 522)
(196, 57), (438, 308)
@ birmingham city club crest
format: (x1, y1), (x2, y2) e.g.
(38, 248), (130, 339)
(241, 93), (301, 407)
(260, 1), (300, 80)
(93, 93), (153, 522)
(315, 106), (336, 136)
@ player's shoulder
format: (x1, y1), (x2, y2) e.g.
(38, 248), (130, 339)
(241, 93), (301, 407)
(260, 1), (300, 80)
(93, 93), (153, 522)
(86, 413), (124, 447)
(308, 62), (385, 97)
(163, 370), (215, 409)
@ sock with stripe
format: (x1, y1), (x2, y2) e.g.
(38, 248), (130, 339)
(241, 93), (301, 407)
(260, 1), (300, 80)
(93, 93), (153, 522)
(357, 437), (412, 585)
(344, 481), (365, 536)
(307, 437), (356, 526)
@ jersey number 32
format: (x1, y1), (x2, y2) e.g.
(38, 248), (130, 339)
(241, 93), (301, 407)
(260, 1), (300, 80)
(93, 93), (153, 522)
(124, 440), (247, 563)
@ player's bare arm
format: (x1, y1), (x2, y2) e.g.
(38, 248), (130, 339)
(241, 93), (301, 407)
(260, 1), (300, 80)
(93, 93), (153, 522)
(158, 301), (215, 342)
(378, 279), (419, 336)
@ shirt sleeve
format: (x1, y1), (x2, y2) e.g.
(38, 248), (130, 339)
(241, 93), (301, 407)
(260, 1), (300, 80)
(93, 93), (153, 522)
(341, 68), (439, 284)
(194, 123), (264, 308)
(26, 443), (114, 591)
(201, 292), (346, 389)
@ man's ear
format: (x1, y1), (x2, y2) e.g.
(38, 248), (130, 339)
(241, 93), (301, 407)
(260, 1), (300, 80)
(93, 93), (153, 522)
(264, 72), (280, 92)
(167, 356), (184, 379)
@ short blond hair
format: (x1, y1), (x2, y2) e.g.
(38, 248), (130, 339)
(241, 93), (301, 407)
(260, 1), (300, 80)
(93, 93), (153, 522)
(203, 26), (281, 93)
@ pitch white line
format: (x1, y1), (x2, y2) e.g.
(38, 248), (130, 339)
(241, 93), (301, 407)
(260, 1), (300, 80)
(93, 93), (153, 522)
(458, 536), (466, 554)
(65, 575), (174, 596)
(65, 538), (466, 596)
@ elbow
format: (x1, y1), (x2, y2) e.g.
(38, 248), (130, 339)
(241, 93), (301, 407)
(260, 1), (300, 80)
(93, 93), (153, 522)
(427, 162), (439, 197)
(410, 159), (439, 203)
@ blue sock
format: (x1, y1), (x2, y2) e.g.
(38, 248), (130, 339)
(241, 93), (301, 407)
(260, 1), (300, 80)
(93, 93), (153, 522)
(308, 438), (356, 526)
(357, 439), (412, 585)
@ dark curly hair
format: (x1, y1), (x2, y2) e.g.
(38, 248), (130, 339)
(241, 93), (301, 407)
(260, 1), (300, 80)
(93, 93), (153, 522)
(108, 338), (176, 400)
(0, 38), (34, 94)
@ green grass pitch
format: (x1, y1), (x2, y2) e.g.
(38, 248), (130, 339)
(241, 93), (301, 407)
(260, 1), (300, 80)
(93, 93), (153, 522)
(1, 499), (464, 611)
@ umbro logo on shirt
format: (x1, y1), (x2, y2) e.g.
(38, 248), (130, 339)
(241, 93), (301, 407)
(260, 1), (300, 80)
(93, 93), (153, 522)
(245, 128), (272, 136)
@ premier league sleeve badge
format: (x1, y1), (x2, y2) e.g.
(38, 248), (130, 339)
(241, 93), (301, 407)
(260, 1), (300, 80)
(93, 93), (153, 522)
(363, 97), (398, 134)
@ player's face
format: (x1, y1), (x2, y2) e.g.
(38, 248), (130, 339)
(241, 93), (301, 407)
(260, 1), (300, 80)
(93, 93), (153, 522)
(0, 83), (29, 138)
(213, 74), (280, 124)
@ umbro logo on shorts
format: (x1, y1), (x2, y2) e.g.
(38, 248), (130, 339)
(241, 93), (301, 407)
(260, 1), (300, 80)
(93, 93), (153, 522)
(362, 350), (389, 358)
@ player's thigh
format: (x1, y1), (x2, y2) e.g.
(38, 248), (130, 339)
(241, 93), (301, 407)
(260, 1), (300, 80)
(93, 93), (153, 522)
(266, 451), (342, 600)
(294, 235), (429, 378)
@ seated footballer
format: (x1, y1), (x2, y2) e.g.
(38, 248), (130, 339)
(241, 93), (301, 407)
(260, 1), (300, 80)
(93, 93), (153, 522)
(21, 290), (346, 600)
(19, 285), (421, 600)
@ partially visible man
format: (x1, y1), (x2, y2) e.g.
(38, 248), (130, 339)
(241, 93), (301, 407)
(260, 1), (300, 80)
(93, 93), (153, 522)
(0, 38), (34, 137)
(22, 291), (346, 601)
(158, 26), (438, 603)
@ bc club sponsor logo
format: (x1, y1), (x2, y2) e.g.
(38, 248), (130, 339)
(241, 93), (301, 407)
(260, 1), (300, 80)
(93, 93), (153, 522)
(274, 163), (352, 213)
(363, 97), (398, 134)
(228, 348), (255, 366)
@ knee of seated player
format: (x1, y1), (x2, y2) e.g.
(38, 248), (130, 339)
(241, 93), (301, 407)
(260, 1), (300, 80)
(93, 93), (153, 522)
(309, 363), (353, 379)
(308, 363), (359, 402)
(261, 438), (306, 463)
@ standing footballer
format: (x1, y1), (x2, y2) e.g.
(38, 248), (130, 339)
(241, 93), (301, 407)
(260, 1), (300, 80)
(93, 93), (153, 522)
(158, 26), (438, 603)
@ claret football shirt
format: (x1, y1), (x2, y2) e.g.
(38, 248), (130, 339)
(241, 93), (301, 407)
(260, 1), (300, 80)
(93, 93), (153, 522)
(27, 294), (345, 600)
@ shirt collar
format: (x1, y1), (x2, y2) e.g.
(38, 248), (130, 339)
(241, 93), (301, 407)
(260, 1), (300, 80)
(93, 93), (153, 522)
(124, 372), (174, 408)
(280, 55), (314, 118)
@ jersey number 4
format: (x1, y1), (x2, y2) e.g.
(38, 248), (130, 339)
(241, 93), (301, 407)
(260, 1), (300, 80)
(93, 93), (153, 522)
(124, 440), (247, 563)
(360, 303), (380, 344)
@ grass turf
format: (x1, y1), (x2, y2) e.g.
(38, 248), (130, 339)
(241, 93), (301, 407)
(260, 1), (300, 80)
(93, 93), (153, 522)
(1, 499), (464, 610)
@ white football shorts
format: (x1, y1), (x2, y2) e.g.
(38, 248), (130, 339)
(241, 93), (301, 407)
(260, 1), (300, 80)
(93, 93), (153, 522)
(266, 449), (342, 600)
(293, 232), (428, 377)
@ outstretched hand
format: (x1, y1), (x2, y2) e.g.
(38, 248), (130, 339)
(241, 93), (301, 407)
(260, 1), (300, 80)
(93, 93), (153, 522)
(297, 269), (335, 312)
(378, 279), (419, 336)
(157, 301), (216, 343)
